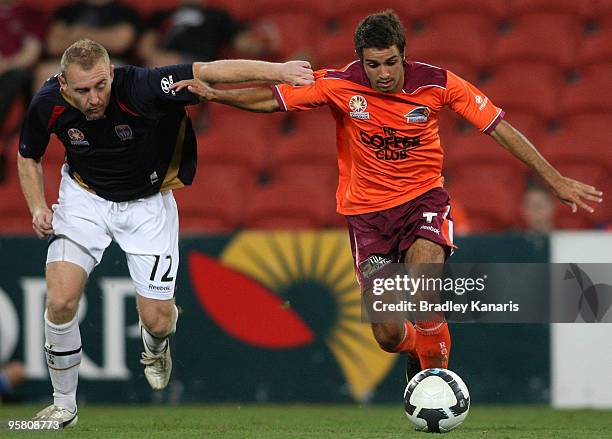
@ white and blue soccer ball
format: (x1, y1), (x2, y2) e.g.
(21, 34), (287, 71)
(404, 368), (470, 433)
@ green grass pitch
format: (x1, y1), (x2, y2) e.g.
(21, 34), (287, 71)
(1, 404), (610, 438)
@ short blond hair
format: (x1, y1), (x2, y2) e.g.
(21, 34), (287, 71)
(60, 39), (110, 75)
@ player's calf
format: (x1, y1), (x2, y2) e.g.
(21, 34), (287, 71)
(414, 321), (451, 369)
(372, 321), (417, 354)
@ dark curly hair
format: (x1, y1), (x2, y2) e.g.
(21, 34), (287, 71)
(354, 10), (406, 61)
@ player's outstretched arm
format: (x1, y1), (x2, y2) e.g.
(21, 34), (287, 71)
(491, 119), (603, 213)
(192, 60), (313, 86)
(172, 79), (280, 113)
(16, 153), (54, 239)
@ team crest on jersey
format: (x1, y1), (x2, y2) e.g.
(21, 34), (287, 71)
(405, 107), (430, 123)
(67, 128), (89, 146)
(114, 124), (133, 141)
(349, 95), (370, 120)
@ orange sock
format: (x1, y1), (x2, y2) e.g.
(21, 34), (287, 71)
(391, 320), (417, 356)
(415, 321), (451, 369)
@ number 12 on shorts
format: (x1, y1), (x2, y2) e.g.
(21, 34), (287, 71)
(149, 255), (174, 282)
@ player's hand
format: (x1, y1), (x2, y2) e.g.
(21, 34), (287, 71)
(277, 60), (314, 86)
(171, 78), (216, 101)
(550, 176), (603, 213)
(32, 207), (54, 239)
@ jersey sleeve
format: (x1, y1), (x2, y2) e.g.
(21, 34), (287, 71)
(129, 64), (200, 114)
(272, 71), (331, 111)
(444, 70), (504, 134)
(18, 95), (51, 160)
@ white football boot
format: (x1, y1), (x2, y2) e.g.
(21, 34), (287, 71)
(140, 325), (172, 390)
(33, 404), (78, 429)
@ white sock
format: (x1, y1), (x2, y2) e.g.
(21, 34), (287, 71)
(141, 325), (168, 354)
(45, 311), (81, 413)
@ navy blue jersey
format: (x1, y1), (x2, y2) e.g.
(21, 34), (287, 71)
(19, 64), (199, 202)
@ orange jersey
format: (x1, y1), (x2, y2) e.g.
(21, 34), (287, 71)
(273, 61), (504, 215)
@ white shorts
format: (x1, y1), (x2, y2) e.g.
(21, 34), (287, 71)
(47, 165), (179, 300)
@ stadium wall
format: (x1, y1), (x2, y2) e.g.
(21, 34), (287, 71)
(0, 232), (553, 405)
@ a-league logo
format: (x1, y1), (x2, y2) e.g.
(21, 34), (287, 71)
(349, 95), (370, 120)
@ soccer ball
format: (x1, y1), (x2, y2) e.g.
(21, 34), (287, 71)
(404, 368), (470, 433)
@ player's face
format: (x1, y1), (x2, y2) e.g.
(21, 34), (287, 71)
(60, 60), (114, 120)
(362, 45), (404, 93)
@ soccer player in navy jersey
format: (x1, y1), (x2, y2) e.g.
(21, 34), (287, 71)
(17, 39), (313, 427)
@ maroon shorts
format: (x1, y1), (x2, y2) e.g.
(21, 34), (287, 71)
(346, 188), (456, 285)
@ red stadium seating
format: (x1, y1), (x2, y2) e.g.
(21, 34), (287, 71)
(3, 0), (608, 235)
(265, 109), (337, 163)
(197, 124), (269, 171)
(329, 0), (426, 24)
(538, 115), (611, 229)
(252, 12), (321, 61)
(244, 182), (335, 229)
(492, 13), (580, 68)
(444, 130), (525, 176)
(237, 0), (332, 20)
(197, 128), (265, 172)
(578, 16), (612, 66)
(447, 165), (525, 231)
(314, 20), (360, 69)
(592, 0), (612, 15)
(481, 62), (564, 118)
(174, 162), (254, 233)
(413, 0), (508, 19)
(559, 64), (612, 116)
(208, 103), (283, 134)
(507, 0), (594, 17)
(538, 114), (612, 167)
(408, 14), (495, 68)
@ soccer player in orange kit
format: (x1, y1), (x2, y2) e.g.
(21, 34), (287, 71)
(172, 10), (602, 380)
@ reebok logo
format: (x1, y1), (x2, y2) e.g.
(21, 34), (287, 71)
(419, 225), (440, 235)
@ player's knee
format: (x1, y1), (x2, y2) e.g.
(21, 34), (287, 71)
(46, 294), (79, 322)
(373, 325), (404, 353)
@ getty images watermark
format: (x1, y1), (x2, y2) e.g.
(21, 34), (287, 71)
(360, 263), (612, 323)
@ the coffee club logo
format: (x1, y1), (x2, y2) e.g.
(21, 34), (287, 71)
(188, 231), (397, 401)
